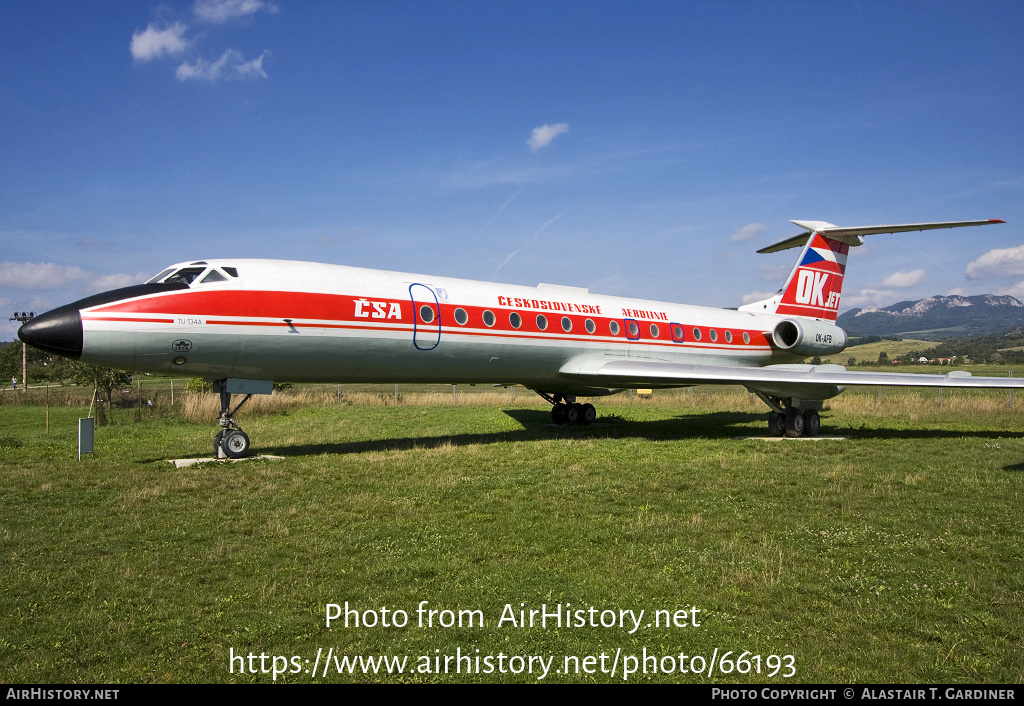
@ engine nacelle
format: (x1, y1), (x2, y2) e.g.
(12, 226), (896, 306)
(771, 318), (847, 357)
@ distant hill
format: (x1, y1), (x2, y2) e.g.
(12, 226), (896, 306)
(837, 294), (1024, 339)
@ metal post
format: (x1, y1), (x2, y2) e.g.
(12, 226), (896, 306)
(1010, 371), (1014, 409)
(9, 312), (35, 392)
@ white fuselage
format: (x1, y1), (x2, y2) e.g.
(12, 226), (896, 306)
(79, 259), (803, 393)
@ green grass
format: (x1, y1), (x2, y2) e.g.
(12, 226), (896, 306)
(1, 390), (1022, 683)
(842, 338), (936, 363)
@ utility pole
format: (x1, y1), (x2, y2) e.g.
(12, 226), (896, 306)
(9, 312), (35, 392)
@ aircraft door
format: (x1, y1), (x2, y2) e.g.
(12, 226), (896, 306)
(409, 283), (441, 350)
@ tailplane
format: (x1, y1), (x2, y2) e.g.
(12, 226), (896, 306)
(738, 219), (1005, 322)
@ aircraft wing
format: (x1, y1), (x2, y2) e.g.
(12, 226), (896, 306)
(557, 356), (1024, 399)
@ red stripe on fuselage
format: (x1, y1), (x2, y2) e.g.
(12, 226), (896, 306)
(86, 288), (774, 350)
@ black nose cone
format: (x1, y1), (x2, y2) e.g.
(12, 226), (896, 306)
(18, 305), (83, 359)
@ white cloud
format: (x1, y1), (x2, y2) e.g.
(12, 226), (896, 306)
(130, 22), (190, 61)
(841, 289), (899, 309)
(527, 123), (569, 152)
(741, 291), (776, 304)
(965, 245), (1024, 279)
(176, 49), (269, 81)
(731, 222), (765, 242)
(946, 287), (968, 296)
(0, 262), (145, 293)
(996, 281), (1024, 300)
(0, 262), (91, 289)
(92, 273), (149, 291)
(881, 269), (926, 288)
(194, 0), (277, 23)
(757, 263), (791, 282)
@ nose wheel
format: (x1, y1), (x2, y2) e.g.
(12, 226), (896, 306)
(215, 387), (255, 458)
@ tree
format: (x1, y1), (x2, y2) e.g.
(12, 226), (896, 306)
(877, 351), (889, 366)
(63, 360), (134, 407)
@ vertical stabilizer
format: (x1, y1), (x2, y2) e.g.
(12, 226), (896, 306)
(739, 223), (849, 321)
(773, 231), (849, 321)
(738, 218), (1003, 321)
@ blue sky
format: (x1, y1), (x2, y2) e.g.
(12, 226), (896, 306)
(3, 0), (1023, 339)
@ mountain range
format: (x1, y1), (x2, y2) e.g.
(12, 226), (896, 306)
(837, 294), (1024, 339)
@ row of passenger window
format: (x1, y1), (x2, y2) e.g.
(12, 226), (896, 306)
(420, 305), (753, 345)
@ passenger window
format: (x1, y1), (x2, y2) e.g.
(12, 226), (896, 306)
(510, 312), (522, 329)
(561, 317), (572, 332)
(482, 310), (496, 327)
(536, 315), (548, 331)
(585, 319), (596, 334)
(609, 321), (620, 335)
(454, 308), (468, 325)
(649, 324), (659, 338)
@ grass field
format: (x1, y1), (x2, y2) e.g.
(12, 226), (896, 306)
(1, 384), (1022, 683)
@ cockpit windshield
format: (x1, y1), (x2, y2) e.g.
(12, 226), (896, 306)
(162, 267), (207, 285)
(146, 265), (239, 286)
(146, 268), (175, 284)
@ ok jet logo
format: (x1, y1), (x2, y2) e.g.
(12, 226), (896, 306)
(794, 270), (833, 308)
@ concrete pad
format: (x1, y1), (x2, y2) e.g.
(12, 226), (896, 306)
(733, 436), (846, 442)
(169, 455), (285, 468)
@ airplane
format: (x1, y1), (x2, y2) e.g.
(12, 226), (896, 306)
(18, 217), (1024, 458)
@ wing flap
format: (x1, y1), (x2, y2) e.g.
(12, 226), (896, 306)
(558, 357), (1024, 391)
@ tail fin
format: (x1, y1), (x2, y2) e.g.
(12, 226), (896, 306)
(738, 218), (1005, 322)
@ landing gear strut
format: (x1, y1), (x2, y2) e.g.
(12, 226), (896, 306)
(536, 392), (596, 426)
(755, 391), (820, 438)
(216, 388), (253, 458)
(210, 378), (274, 458)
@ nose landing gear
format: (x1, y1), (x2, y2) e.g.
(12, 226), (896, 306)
(211, 379), (274, 458)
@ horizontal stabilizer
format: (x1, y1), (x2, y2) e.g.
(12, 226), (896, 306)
(757, 219), (1005, 254)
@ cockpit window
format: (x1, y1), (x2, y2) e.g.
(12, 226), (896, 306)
(200, 270), (228, 284)
(222, 267), (238, 277)
(146, 268), (175, 284)
(163, 267), (207, 286)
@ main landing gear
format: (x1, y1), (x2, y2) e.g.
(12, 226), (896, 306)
(536, 392), (596, 426)
(755, 391), (821, 438)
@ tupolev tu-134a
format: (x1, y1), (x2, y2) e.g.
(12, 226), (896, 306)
(18, 218), (1024, 458)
